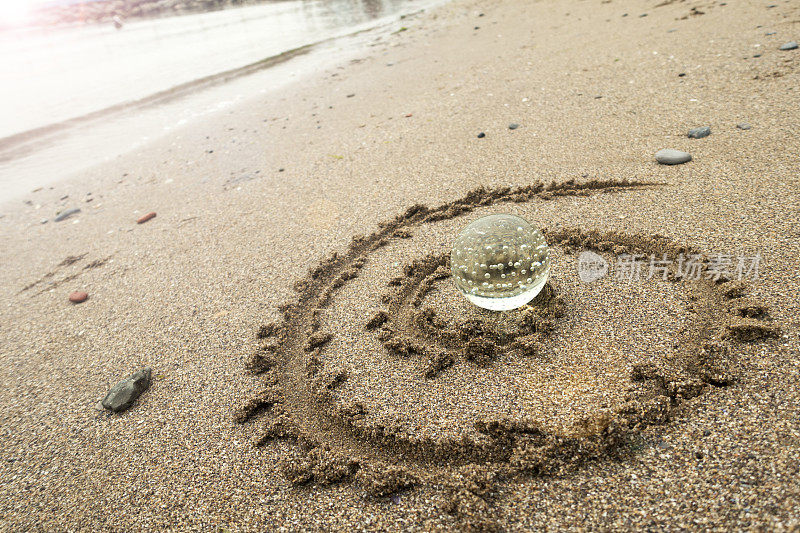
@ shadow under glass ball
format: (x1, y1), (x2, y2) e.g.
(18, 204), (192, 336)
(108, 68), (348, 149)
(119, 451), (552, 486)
(450, 214), (550, 311)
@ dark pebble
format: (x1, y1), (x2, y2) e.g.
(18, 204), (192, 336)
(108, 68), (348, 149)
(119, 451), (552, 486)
(688, 126), (711, 139)
(101, 368), (152, 412)
(54, 208), (81, 222)
(477, 132), (485, 138)
(508, 123), (520, 130)
(678, 72), (686, 77)
(737, 123), (752, 130)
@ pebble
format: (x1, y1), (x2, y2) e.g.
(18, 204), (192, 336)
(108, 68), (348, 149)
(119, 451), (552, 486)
(54, 208), (81, 222)
(101, 368), (152, 412)
(508, 123), (520, 130)
(655, 149), (692, 165)
(477, 132), (486, 138)
(688, 126), (711, 139)
(737, 123), (752, 130)
(779, 41), (798, 51)
(69, 291), (88, 304)
(136, 212), (157, 224)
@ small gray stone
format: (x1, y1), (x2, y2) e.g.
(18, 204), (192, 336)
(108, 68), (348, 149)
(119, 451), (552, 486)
(101, 368), (152, 412)
(779, 41), (798, 51)
(54, 208), (81, 222)
(508, 123), (520, 130)
(655, 149), (692, 165)
(737, 123), (752, 130)
(688, 126), (711, 139)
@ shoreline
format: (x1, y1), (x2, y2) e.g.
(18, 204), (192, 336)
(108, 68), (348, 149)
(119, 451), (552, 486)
(9, 0), (306, 29)
(0, 42), (315, 156)
(0, 3), (440, 203)
(0, 0), (798, 529)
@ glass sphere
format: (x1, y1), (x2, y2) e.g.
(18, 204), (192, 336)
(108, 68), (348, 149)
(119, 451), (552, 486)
(451, 214), (550, 311)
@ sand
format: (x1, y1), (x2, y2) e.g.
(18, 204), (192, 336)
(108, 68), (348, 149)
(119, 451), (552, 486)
(1, 0), (799, 530)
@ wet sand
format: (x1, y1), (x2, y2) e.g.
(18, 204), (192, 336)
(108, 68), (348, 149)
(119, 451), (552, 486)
(1, 0), (799, 530)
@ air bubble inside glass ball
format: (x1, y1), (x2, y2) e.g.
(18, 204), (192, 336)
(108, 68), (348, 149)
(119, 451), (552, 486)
(451, 214), (550, 311)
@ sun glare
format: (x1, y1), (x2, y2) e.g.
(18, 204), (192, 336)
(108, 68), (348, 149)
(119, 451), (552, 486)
(0, 0), (36, 27)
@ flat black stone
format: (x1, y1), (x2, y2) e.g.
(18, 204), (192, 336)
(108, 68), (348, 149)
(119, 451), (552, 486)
(101, 368), (152, 413)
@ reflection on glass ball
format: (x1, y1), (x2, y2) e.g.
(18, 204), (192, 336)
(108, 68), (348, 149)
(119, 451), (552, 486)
(451, 214), (550, 311)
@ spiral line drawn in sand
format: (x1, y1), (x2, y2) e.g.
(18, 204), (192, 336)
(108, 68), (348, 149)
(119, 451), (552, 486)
(234, 179), (782, 531)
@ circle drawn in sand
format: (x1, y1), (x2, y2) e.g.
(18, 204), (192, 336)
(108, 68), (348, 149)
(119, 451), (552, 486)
(235, 179), (781, 530)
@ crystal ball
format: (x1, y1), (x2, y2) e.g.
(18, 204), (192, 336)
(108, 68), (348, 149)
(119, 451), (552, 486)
(451, 214), (550, 311)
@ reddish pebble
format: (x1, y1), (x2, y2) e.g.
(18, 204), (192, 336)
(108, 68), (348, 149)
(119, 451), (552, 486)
(69, 291), (88, 304)
(404, 113), (413, 118)
(137, 212), (157, 224)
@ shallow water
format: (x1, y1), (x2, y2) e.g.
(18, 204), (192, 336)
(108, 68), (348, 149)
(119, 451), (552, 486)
(0, 0), (443, 201)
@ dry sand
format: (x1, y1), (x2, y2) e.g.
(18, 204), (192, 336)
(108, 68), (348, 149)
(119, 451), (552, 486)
(1, 0), (799, 530)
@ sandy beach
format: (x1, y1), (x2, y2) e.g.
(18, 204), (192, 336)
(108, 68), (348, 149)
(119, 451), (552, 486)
(1, 0), (799, 530)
